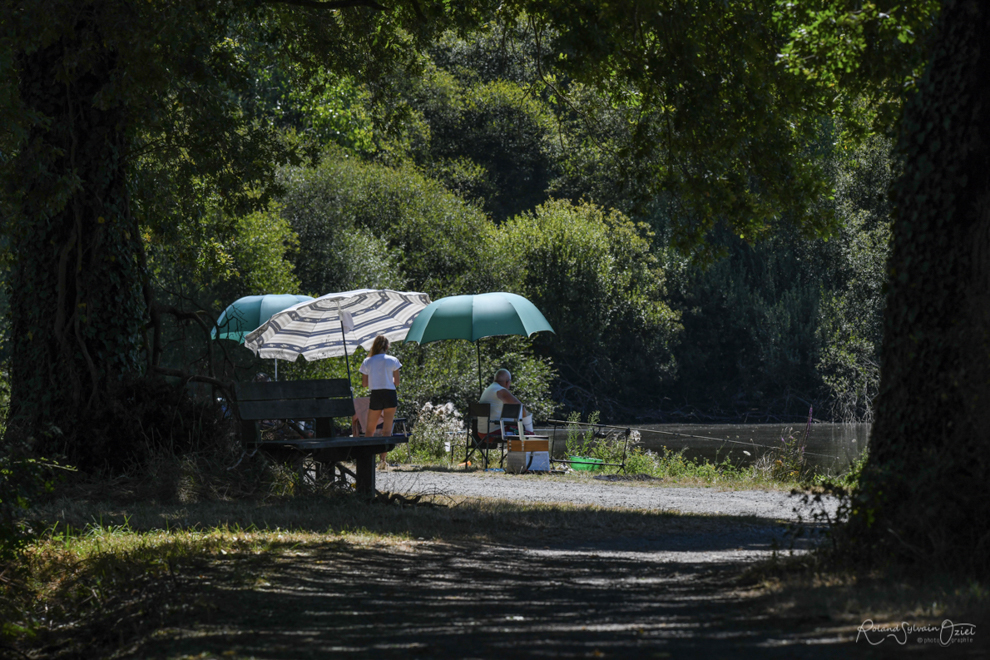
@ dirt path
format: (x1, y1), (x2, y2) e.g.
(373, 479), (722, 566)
(378, 469), (835, 521)
(112, 474), (956, 659)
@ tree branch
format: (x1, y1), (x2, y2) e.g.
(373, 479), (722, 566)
(263, 0), (388, 11)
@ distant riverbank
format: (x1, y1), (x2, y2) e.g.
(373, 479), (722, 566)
(536, 422), (870, 474)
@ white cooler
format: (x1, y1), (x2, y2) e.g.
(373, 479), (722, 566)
(504, 437), (550, 473)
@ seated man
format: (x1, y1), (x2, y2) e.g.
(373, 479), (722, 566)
(479, 369), (535, 436)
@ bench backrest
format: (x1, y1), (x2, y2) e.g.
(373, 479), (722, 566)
(235, 378), (355, 440)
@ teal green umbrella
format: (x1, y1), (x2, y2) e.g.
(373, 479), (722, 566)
(213, 294), (314, 379)
(403, 292), (554, 396)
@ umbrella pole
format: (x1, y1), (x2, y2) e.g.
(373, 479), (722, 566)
(340, 319), (353, 395)
(476, 339), (482, 400)
(274, 358), (278, 382)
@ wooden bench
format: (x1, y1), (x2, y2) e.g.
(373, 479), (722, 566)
(234, 378), (409, 498)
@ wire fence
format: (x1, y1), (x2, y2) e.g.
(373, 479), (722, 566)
(540, 420), (842, 461)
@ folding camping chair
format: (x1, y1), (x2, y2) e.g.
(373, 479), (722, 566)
(497, 403), (523, 438)
(464, 402), (518, 469)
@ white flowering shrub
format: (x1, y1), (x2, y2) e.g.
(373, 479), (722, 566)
(402, 402), (465, 464)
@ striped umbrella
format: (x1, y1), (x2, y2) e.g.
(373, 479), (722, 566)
(243, 289), (431, 380)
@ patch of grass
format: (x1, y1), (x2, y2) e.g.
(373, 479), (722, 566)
(389, 409), (863, 492)
(554, 443), (833, 491)
(3, 487), (698, 655)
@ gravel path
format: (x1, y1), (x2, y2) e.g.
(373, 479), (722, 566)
(378, 469), (837, 523)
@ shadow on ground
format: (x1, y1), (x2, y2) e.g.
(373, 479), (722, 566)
(104, 518), (880, 659)
(27, 498), (985, 659)
(120, 536), (966, 660)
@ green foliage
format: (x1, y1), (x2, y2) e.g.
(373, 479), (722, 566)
(631, 447), (726, 481)
(835, 446), (869, 491)
(278, 149), (489, 297)
(145, 193), (303, 381)
(409, 69), (559, 221)
(486, 199), (680, 416)
(147, 197), (301, 299)
(545, 82), (663, 219)
(507, 0), (838, 247)
(563, 410), (601, 458)
(281, 74), (378, 155)
(395, 336), (556, 423)
(0, 440), (70, 562)
(775, 0), (940, 139)
(664, 230), (828, 414)
(660, 134), (893, 420)
(816, 137), (892, 421)
(761, 426), (811, 482)
(428, 19), (542, 85)
(559, 423), (745, 483)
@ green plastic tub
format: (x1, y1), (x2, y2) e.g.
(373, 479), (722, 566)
(569, 455), (603, 471)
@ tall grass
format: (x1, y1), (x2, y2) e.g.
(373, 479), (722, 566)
(542, 411), (852, 489)
(383, 407), (862, 490)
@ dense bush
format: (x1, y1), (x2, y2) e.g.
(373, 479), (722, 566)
(659, 138), (893, 421)
(143, 192), (304, 383)
(662, 228), (829, 417)
(409, 70), (558, 222)
(485, 200), (680, 417)
(815, 138), (892, 422)
(278, 149), (490, 297)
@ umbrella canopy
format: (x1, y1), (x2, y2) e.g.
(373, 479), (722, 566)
(403, 292), (554, 396)
(213, 294), (315, 343)
(244, 289), (432, 362)
(404, 292), (554, 344)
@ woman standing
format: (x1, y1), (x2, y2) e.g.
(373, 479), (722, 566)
(359, 335), (401, 469)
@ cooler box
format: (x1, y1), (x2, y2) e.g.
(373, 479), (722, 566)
(505, 437), (550, 473)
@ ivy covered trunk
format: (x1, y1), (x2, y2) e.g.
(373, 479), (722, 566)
(849, 0), (990, 569)
(5, 26), (150, 465)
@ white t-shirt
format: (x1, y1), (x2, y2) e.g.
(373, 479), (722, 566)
(479, 382), (506, 421)
(360, 354), (401, 391)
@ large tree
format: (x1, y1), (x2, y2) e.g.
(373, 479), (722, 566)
(776, 0), (990, 569)
(844, 0), (990, 570)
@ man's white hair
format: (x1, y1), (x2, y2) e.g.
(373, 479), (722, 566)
(494, 368), (511, 383)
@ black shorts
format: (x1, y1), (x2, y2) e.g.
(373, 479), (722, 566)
(369, 389), (398, 411)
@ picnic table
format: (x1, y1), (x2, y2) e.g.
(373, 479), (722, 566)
(234, 378), (408, 497)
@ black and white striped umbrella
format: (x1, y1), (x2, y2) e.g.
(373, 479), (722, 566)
(243, 289), (431, 362)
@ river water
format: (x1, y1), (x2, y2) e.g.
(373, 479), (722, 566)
(538, 422), (870, 476)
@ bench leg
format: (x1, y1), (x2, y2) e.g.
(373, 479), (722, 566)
(355, 452), (376, 500)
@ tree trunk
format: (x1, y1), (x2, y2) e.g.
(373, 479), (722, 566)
(848, 0), (990, 570)
(5, 23), (150, 465)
